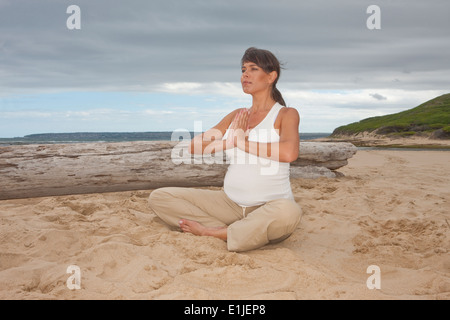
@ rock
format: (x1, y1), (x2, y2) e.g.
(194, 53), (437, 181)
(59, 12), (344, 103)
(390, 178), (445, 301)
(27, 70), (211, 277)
(291, 142), (357, 170)
(290, 166), (340, 179)
(431, 129), (450, 140)
(0, 141), (357, 200)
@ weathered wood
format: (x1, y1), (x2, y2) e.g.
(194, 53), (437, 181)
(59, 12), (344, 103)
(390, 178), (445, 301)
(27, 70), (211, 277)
(292, 141), (358, 170)
(0, 141), (357, 200)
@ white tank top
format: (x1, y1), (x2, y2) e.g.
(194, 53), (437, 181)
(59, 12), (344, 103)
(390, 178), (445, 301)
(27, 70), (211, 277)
(222, 103), (294, 207)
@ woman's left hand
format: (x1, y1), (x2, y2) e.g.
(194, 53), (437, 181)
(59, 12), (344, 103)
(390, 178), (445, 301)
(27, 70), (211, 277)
(228, 108), (249, 148)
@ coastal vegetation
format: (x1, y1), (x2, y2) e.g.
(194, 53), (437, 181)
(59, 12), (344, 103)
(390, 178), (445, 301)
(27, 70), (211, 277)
(331, 93), (450, 139)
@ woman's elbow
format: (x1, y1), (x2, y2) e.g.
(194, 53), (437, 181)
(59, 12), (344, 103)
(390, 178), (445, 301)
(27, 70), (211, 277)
(286, 152), (299, 163)
(279, 150), (298, 163)
(188, 140), (195, 154)
(287, 144), (300, 162)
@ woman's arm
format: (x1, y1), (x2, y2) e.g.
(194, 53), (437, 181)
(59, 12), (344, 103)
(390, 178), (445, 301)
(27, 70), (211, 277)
(189, 108), (243, 155)
(234, 107), (300, 163)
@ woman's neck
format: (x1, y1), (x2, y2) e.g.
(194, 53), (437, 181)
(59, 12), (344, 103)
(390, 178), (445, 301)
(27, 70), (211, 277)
(251, 91), (276, 113)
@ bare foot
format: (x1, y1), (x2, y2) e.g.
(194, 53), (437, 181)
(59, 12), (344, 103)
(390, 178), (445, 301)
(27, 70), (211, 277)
(179, 219), (207, 236)
(179, 219), (227, 241)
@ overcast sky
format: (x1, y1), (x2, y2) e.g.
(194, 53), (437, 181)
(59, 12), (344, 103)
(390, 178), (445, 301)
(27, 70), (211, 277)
(0, 0), (449, 137)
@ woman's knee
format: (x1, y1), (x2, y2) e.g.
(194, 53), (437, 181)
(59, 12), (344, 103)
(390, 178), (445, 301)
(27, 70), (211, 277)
(148, 187), (175, 209)
(272, 199), (302, 224)
(265, 199), (302, 241)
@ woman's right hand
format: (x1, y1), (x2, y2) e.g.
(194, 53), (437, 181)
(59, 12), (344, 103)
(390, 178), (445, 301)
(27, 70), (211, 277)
(226, 108), (249, 148)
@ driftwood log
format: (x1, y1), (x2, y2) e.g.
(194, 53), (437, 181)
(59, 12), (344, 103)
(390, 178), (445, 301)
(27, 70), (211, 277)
(0, 141), (357, 200)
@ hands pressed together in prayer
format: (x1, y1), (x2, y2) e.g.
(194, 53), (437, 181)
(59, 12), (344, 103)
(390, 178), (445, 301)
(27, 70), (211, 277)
(226, 108), (250, 149)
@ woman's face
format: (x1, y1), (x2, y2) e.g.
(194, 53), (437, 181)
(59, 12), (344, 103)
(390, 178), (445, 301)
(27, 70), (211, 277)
(241, 62), (276, 95)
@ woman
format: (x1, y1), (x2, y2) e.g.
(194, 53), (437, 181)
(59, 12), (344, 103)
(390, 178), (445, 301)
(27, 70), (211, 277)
(148, 47), (302, 252)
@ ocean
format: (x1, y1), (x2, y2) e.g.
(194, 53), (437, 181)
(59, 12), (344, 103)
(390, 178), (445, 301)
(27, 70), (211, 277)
(0, 132), (332, 146)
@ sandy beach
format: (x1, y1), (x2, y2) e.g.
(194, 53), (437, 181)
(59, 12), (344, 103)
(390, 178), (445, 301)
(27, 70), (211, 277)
(0, 149), (449, 300)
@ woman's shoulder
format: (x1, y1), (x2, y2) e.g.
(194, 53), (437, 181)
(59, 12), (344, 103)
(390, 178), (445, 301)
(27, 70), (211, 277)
(274, 106), (299, 130)
(279, 106), (300, 119)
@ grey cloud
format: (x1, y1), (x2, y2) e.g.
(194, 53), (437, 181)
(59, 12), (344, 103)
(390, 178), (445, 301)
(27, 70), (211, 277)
(1, 0), (449, 92)
(370, 93), (387, 101)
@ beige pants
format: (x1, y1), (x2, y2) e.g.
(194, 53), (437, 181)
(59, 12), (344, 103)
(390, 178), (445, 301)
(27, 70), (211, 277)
(148, 187), (302, 252)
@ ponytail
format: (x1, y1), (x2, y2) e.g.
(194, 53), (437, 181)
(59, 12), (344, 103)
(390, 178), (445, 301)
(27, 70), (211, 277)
(272, 85), (286, 107)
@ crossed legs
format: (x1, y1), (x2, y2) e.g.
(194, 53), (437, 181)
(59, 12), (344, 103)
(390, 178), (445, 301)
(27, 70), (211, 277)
(148, 187), (302, 252)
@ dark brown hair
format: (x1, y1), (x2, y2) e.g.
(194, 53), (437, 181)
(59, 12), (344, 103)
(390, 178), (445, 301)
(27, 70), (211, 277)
(241, 47), (286, 106)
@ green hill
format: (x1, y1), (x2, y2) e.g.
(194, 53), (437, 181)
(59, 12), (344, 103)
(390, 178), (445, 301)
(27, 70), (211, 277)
(331, 93), (450, 139)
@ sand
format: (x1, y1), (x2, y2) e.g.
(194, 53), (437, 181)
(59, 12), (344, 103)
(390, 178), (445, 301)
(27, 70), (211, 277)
(0, 149), (449, 300)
